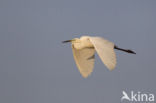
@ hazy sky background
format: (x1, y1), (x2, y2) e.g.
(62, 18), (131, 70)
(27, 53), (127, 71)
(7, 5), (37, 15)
(0, 0), (156, 103)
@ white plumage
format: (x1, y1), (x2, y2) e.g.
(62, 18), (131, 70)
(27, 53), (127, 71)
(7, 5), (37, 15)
(63, 36), (135, 78)
(72, 45), (95, 78)
(89, 37), (116, 70)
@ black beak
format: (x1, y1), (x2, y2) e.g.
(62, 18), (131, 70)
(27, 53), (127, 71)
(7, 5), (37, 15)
(62, 40), (72, 43)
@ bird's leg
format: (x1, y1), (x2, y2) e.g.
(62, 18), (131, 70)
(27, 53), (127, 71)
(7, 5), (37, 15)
(114, 45), (136, 54)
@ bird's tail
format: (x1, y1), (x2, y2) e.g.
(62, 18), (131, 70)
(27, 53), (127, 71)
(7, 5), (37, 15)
(114, 45), (136, 54)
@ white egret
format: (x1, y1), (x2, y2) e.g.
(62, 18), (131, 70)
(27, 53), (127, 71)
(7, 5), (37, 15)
(63, 36), (136, 78)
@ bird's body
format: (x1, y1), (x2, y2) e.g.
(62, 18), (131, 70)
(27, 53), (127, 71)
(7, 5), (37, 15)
(63, 36), (135, 78)
(72, 36), (94, 49)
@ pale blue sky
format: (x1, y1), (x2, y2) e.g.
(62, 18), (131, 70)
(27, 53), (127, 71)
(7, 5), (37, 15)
(0, 0), (156, 103)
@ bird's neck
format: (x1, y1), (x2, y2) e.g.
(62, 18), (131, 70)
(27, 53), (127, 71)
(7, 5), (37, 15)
(72, 41), (93, 50)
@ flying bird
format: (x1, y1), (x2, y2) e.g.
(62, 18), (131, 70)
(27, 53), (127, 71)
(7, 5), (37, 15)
(63, 36), (136, 78)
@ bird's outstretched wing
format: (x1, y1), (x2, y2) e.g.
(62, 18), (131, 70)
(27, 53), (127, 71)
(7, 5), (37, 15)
(89, 37), (116, 70)
(72, 45), (95, 78)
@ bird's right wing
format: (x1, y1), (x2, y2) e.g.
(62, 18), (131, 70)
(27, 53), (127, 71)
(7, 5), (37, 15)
(89, 37), (116, 70)
(72, 45), (95, 78)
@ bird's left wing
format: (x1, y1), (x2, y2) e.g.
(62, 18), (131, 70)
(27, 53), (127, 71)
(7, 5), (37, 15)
(89, 37), (116, 70)
(72, 45), (95, 78)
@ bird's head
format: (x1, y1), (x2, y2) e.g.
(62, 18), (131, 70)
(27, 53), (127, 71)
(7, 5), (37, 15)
(62, 38), (81, 43)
